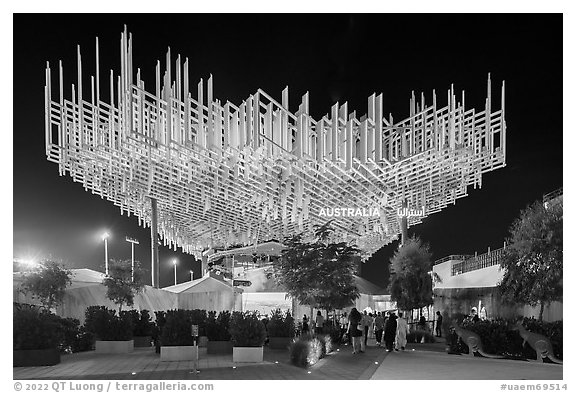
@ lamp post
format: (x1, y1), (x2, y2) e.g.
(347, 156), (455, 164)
(102, 232), (110, 275)
(173, 259), (178, 286)
(125, 237), (139, 282)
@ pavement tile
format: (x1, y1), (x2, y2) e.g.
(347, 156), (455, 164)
(13, 338), (562, 380)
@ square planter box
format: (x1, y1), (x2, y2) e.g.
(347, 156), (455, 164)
(133, 336), (152, 347)
(95, 340), (134, 354)
(268, 337), (292, 350)
(233, 346), (263, 362)
(207, 340), (233, 354)
(198, 336), (208, 347)
(161, 345), (199, 361)
(14, 348), (60, 367)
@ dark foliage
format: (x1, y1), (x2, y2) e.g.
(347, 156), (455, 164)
(57, 317), (93, 353)
(13, 305), (62, 350)
(84, 305), (133, 341)
(321, 322), (343, 344)
(266, 309), (295, 338)
(407, 329), (437, 344)
(102, 259), (145, 312)
(19, 260), (72, 310)
(121, 309), (154, 337)
(389, 236), (437, 311)
(288, 334), (329, 368)
(448, 318), (562, 360)
(229, 311), (266, 347)
(498, 202), (562, 320)
(205, 311), (232, 341)
(160, 309), (196, 347)
(274, 222), (360, 312)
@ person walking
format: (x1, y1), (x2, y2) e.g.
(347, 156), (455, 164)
(373, 312), (384, 347)
(360, 311), (370, 352)
(302, 314), (309, 335)
(360, 311), (372, 351)
(395, 312), (409, 351)
(347, 308), (363, 354)
(435, 311), (443, 337)
(315, 311), (325, 335)
(339, 312), (348, 344)
(383, 312), (397, 352)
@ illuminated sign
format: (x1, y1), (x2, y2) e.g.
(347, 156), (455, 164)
(318, 207), (380, 217)
(397, 206), (426, 218)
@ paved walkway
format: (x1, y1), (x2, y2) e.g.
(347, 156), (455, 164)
(370, 349), (563, 380)
(14, 339), (562, 380)
(14, 342), (388, 380)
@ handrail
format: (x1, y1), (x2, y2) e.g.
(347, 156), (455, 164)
(543, 187), (563, 204)
(451, 247), (504, 276)
(434, 254), (473, 265)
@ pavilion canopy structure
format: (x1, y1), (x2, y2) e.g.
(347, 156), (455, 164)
(44, 27), (506, 265)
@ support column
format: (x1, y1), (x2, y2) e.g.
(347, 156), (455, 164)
(150, 197), (160, 288)
(400, 199), (408, 246)
(201, 253), (208, 277)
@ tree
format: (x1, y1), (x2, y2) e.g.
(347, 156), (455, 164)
(388, 236), (437, 315)
(498, 201), (562, 321)
(102, 259), (145, 312)
(20, 260), (72, 311)
(273, 221), (360, 316)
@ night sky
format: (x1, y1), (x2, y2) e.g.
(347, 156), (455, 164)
(12, 14), (563, 289)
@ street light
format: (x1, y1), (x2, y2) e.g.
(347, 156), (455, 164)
(125, 237), (139, 282)
(173, 259), (178, 286)
(102, 232), (110, 275)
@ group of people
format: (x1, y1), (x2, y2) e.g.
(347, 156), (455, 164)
(300, 311), (326, 335)
(343, 308), (410, 354)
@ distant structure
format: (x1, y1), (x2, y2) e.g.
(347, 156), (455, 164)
(432, 188), (563, 322)
(44, 27), (506, 287)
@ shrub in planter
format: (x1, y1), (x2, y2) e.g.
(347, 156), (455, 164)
(460, 319), (524, 358)
(84, 306), (113, 340)
(13, 305), (62, 366)
(205, 310), (231, 340)
(267, 309), (295, 337)
(229, 311), (266, 362)
(522, 317), (563, 360)
(229, 311), (266, 347)
(316, 333), (333, 356)
(206, 311), (232, 354)
(447, 318), (563, 360)
(57, 316), (95, 353)
(289, 334), (322, 368)
(322, 323), (342, 345)
(122, 310), (154, 347)
(160, 309), (199, 361)
(407, 329), (437, 344)
(189, 309), (208, 337)
(84, 305), (133, 346)
(72, 325), (95, 353)
(153, 310), (167, 353)
(160, 309), (195, 346)
(267, 309), (295, 349)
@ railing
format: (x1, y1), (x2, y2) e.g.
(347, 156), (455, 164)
(451, 247), (504, 276)
(543, 187), (563, 204)
(434, 254), (473, 266)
